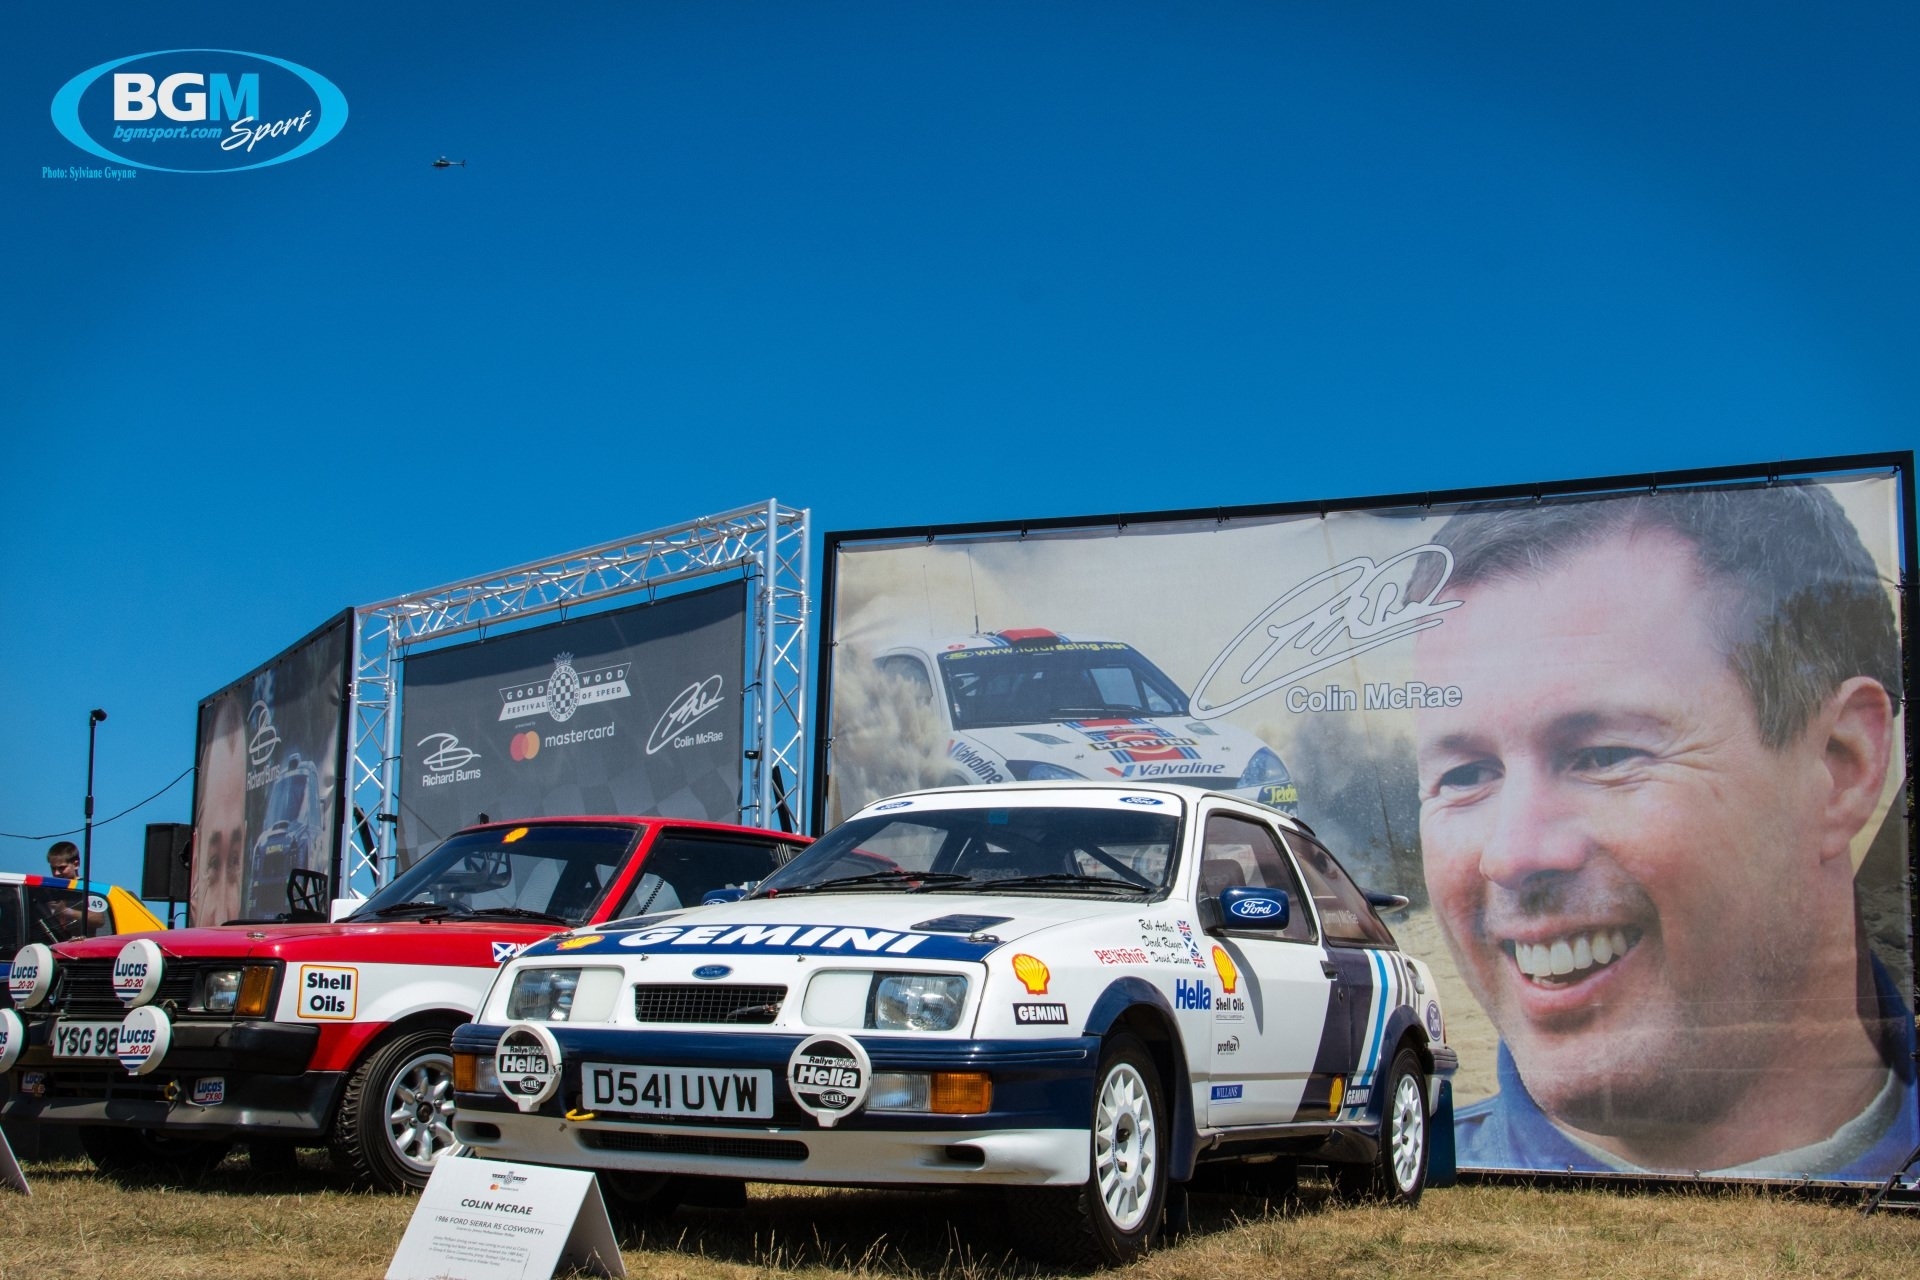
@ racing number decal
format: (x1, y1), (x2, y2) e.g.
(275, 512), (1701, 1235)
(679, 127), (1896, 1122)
(296, 965), (358, 1020)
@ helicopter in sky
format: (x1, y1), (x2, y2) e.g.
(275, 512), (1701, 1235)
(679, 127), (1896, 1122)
(431, 157), (467, 169)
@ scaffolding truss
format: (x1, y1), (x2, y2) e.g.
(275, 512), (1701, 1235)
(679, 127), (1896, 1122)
(339, 500), (809, 894)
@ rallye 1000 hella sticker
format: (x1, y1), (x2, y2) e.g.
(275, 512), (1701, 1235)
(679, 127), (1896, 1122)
(788, 1034), (872, 1129)
(497, 1022), (562, 1112)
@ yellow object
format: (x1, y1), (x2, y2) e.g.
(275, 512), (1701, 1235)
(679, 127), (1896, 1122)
(1211, 945), (1239, 994)
(1329, 1077), (1345, 1114)
(106, 886), (165, 932)
(1011, 953), (1050, 994)
(453, 1053), (478, 1092)
(237, 966), (275, 1017)
(503, 827), (530, 843)
(929, 1073), (992, 1114)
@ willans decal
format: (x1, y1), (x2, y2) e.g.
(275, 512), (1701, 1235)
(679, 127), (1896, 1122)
(52, 50), (348, 173)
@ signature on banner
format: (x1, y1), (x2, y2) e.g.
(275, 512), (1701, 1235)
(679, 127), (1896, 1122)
(647, 676), (727, 755)
(1192, 545), (1461, 719)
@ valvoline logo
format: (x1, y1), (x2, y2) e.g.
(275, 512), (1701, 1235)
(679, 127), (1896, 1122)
(51, 50), (347, 173)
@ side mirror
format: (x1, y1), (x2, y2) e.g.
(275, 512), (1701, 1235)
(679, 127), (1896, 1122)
(701, 887), (748, 906)
(1218, 885), (1289, 930)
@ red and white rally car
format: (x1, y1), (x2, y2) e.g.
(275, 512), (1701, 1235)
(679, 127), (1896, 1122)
(0, 816), (804, 1189)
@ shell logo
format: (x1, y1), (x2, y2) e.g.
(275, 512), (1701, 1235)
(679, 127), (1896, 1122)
(1211, 946), (1239, 994)
(1011, 954), (1050, 995)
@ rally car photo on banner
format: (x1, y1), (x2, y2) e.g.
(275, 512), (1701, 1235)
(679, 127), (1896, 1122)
(453, 782), (1454, 1265)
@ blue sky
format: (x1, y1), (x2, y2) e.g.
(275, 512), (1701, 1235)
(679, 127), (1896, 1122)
(3, 2), (1913, 897)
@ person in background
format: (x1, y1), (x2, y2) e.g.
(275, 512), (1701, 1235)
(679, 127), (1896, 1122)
(45, 840), (79, 880)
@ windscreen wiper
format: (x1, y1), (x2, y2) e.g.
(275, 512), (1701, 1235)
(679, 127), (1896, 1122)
(466, 905), (570, 925)
(966, 873), (1152, 894)
(366, 901), (456, 919)
(769, 870), (975, 896)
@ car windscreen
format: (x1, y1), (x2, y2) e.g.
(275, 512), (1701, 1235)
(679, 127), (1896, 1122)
(753, 805), (1181, 898)
(351, 824), (641, 926)
(936, 642), (1189, 729)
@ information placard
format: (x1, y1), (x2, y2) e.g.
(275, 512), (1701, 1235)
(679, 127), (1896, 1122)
(387, 1155), (623, 1280)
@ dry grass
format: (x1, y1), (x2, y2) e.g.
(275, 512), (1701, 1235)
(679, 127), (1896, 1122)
(0, 1155), (1916, 1280)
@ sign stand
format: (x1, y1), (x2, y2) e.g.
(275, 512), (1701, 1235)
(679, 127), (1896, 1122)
(387, 1155), (624, 1279)
(0, 1126), (29, 1196)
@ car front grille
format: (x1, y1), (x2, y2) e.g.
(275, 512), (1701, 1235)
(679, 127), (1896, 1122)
(631, 983), (786, 1025)
(50, 959), (203, 1017)
(582, 1129), (808, 1162)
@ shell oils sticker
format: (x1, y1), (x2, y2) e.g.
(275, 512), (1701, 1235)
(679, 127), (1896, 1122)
(1011, 954), (1050, 994)
(1211, 946), (1239, 993)
(296, 965), (358, 1020)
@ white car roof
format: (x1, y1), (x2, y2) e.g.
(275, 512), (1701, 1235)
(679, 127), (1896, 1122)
(847, 780), (1313, 836)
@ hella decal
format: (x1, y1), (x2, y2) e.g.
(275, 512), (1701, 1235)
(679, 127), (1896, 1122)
(51, 50), (348, 173)
(1174, 978), (1212, 1011)
(496, 1022), (562, 1112)
(787, 1034), (871, 1128)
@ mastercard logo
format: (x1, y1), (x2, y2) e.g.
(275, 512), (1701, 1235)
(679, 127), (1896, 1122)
(509, 730), (541, 762)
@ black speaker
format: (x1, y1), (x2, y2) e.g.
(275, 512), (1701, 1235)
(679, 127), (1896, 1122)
(143, 822), (192, 900)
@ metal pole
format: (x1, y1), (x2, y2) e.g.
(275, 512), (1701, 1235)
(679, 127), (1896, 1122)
(82, 708), (106, 935)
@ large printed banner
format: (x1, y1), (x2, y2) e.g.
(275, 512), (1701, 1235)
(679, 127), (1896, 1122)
(823, 468), (1916, 1183)
(191, 611), (352, 925)
(397, 583), (747, 862)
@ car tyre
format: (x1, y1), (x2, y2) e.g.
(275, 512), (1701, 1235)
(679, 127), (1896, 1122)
(329, 1027), (456, 1192)
(1008, 1032), (1167, 1266)
(1332, 1045), (1428, 1206)
(78, 1125), (231, 1182)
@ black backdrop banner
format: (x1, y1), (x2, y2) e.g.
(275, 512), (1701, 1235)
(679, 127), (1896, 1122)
(397, 582), (747, 862)
(190, 610), (352, 925)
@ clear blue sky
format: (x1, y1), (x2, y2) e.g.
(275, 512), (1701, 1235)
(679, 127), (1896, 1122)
(3, 3), (1913, 896)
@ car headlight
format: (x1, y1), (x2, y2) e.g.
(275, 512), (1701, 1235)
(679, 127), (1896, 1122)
(1238, 747), (1291, 787)
(203, 969), (243, 1014)
(1006, 760), (1085, 781)
(505, 967), (621, 1022)
(872, 974), (968, 1031)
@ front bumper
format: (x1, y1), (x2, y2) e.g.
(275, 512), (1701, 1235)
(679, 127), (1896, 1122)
(3, 1017), (336, 1137)
(452, 1023), (1097, 1187)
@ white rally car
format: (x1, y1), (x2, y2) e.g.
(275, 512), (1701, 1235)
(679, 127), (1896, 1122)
(871, 630), (1300, 812)
(453, 782), (1455, 1264)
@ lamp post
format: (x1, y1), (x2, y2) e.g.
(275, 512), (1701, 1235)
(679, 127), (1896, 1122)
(83, 708), (106, 935)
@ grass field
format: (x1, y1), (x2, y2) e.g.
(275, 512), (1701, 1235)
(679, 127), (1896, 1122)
(2, 1154), (1917, 1280)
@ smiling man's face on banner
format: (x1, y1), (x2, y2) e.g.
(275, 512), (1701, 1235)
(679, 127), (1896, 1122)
(1415, 522), (1896, 1163)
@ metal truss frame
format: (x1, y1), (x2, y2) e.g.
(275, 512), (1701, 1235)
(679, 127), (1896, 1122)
(338, 500), (809, 894)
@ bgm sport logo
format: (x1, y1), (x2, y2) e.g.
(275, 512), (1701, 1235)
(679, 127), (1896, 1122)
(52, 50), (347, 173)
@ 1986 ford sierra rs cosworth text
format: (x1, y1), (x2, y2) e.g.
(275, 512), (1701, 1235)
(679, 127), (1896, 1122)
(2, 817), (803, 1189)
(454, 783), (1456, 1264)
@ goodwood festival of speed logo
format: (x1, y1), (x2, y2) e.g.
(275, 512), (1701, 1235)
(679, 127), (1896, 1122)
(499, 653), (631, 723)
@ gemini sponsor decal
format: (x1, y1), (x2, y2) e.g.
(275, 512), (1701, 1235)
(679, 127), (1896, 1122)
(647, 675), (727, 755)
(608, 922), (999, 961)
(418, 732), (482, 786)
(500, 653), (630, 723)
(1013, 1002), (1069, 1025)
(50, 50), (348, 174)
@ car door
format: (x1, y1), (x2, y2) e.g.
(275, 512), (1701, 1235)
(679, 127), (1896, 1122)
(1280, 829), (1408, 1119)
(1193, 806), (1334, 1127)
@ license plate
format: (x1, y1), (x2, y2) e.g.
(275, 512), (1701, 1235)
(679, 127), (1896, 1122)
(581, 1062), (774, 1119)
(53, 1020), (121, 1059)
